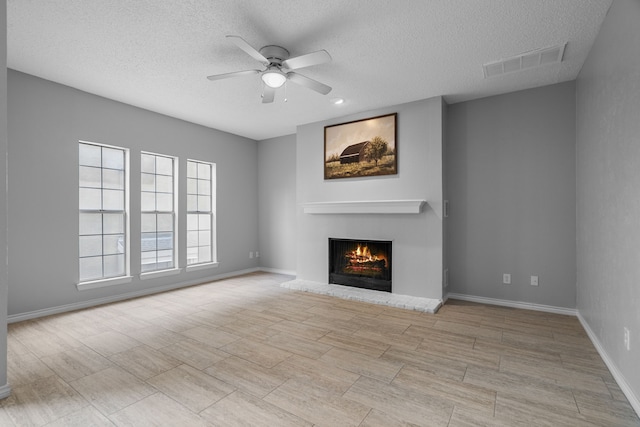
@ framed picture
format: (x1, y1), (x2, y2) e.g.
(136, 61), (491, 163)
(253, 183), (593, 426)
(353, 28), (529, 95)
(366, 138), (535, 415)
(324, 113), (397, 180)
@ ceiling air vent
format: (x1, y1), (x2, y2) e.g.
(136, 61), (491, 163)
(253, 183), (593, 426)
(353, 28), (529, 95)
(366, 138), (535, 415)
(483, 43), (566, 78)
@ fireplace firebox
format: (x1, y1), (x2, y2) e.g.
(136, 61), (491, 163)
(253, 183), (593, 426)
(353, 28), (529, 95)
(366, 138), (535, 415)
(328, 238), (392, 292)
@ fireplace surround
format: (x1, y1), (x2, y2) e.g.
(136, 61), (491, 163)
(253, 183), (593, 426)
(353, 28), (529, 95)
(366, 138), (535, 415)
(328, 238), (392, 292)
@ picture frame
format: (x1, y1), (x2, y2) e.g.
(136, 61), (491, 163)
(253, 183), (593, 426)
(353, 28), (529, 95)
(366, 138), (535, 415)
(324, 113), (397, 180)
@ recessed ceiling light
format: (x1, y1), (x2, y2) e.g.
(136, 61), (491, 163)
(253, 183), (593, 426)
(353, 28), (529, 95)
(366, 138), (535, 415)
(331, 98), (344, 105)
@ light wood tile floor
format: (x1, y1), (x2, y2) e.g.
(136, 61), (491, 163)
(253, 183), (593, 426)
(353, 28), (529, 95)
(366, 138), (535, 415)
(2, 272), (639, 426)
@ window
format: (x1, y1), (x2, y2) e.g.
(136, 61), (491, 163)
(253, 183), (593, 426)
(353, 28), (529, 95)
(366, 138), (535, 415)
(141, 153), (177, 272)
(79, 142), (128, 282)
(187, 160), (216, 265)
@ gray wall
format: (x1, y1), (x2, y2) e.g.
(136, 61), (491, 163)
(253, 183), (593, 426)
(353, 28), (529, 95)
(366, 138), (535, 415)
(7, 70), (259, 316)
(576, 0), (640, 404)
(0, 0), (8, 397)
(296, 97), (444, 299)
(258, 134), (296, 274)
(446, 82), (576, 308)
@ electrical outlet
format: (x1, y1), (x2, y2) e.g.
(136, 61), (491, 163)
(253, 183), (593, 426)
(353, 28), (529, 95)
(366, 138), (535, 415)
(255, 251), (260, 258)
(503, 273), (511, 284)
(444, 268), (449, 288)
(249, 251), (254, 259)
(530, 275), (539, 286)
(624, 327), (630, 351)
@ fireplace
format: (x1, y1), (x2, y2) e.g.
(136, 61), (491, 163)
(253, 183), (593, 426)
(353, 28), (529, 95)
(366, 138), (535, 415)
(328, 238), (392, 292)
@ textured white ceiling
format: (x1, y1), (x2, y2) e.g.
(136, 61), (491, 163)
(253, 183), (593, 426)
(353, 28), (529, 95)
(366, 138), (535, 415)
(7, 0), (612, 140)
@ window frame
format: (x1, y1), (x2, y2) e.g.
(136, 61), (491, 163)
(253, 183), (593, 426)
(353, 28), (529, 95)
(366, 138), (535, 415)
(140, 151), (179, 276)
(186, 159), (217, 270)
(78, 140), (131, 290)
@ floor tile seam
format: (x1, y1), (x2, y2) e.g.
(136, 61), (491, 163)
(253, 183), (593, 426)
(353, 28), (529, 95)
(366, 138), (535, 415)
(104, 390), (198, 423)
(199, 389), (305, 424)
(356, 407), (374, 427)
(0, 407), (17, 427)
(317, 340), (389, 359)
(39, 352), (115, 384)
(432, 322), (505, 339)
(407, 344), (500, 370)
(4, 375), (95, 426)
(556, 362), (619, 385)
(97, 342), (148, 363)
(218, 341), (295, 369)
(569, 390), (584, 415)
(493, 365), (600, 397)
(268, 319), (333, 340)
(65, 373), (144, 419)
(445, 402), (456, 426)
(260, 384), (328, 426)
(200, 366), (267, 402)
(385, 359), (406, 384)
(320, 350), (397, 385)
(21, 339), (107, 368)
(156, 370), (236, 418)
(500, 359), (616, 388)
(351, 372), (460, 419)
(266, 336), (336, 366)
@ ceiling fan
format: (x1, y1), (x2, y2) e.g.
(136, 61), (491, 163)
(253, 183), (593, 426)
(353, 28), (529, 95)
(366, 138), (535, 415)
(207, 35), (332, 103)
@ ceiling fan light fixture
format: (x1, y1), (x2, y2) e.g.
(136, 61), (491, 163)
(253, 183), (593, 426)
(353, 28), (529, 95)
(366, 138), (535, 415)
(261, 69), (287, 88)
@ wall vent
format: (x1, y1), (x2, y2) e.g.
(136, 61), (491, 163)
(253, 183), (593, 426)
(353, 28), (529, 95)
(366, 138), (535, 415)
(483, 43), (566, 78)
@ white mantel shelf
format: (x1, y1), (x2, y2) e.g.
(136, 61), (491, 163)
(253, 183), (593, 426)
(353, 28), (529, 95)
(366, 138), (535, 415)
(302, 200), (427, 215)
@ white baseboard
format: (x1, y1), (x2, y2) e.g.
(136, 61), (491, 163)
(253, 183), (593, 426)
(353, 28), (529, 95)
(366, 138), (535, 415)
(257, 267), (296, 276)
(577, 313), (640, 417)
(446, 293), (577, 316)
(0, 383), (11, 399)
(7, 267), (263, 323)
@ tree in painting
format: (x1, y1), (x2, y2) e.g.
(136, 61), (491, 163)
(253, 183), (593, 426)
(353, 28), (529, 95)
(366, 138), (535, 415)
(364, 136), (388, 166)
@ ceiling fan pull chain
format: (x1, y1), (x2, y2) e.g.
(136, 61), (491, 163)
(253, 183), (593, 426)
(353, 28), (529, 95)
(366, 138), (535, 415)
(284, 81), (288, 102)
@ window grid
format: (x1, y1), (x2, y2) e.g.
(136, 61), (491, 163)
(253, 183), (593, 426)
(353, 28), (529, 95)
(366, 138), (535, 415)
(141, 153), (176, 273)
(79, 142), (127, 282)
(187, 160), (215, 265)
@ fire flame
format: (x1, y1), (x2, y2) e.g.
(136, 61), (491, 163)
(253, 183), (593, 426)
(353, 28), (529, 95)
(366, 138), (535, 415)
(356, 245), (370, 259)
(349, 245), (386, 266)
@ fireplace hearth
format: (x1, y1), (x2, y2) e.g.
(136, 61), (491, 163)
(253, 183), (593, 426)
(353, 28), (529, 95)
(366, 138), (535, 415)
(328, 238), (392, 292)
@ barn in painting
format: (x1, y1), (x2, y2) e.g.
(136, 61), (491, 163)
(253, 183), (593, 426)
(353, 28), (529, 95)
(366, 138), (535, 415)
(339, 141), (369, 164)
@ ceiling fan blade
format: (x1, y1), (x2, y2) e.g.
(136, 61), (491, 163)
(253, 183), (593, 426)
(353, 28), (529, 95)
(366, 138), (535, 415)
(262, 86), (276, 103)
(207, 69), (260, 81)
(287, 72), (332, 95)
(226, 35), (270, 66)
(282, 50), (331, 70)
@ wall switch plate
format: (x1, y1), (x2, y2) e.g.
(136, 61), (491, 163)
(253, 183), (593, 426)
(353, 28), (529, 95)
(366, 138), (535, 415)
(530, 275), (539, 286)
(249, 251), (254, 259)
(255, 251), (260, 258)
(624, 327), (630, 351)
(503, 273), (511, 284)
(444, 268), (449, 287)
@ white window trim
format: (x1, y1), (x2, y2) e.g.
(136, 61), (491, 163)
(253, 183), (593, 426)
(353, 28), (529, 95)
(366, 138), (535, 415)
(78, 140), (130, 286)
(141, 151), (179, 273)
(185, 261), (219, 272)
(186, 159), (217, 266)
(77, 275), (133, 291)
(139, 267), (182, 281)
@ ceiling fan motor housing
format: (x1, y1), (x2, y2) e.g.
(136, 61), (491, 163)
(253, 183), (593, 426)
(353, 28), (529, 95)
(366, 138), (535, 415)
(259, 45), (290, 67)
